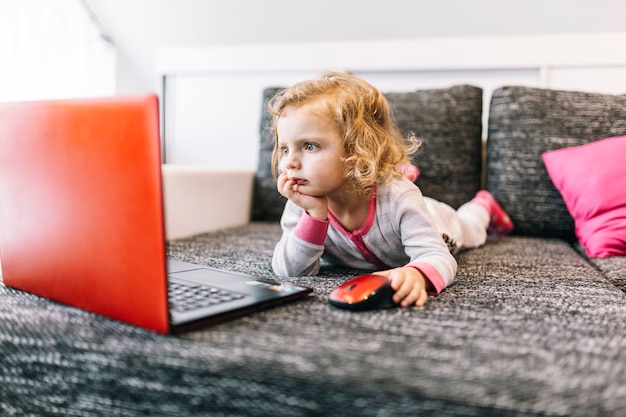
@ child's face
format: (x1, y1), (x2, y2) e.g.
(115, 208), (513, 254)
(276, 103), (348, 198)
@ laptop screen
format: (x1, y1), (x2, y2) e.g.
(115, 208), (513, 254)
(0, 95), (171, 333)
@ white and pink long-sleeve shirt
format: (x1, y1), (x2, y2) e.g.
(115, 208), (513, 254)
(271, 177), (457, 294)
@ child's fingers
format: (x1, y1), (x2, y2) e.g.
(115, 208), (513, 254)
(374, 268), (429, 308)
(390, 274), (412, 305)
(385, 269), (427, 307)
(398, 283), (423, 307)
(277, 175), (295, 198)
(414, 288), (428, 307)
(383, 269), (399, 288)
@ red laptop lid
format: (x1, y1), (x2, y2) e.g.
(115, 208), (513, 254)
(0, 95), (170, 333)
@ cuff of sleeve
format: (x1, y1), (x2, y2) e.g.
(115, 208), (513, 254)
(294, 212), (329, 246)
(406, 262), (446, 295)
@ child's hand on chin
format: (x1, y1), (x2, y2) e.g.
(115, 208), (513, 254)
(277, 173), (328, 221)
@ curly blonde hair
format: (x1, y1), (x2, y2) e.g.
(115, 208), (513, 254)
(267, 71), (421, 197)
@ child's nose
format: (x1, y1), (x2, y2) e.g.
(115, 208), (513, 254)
(282, 153), (300, 170)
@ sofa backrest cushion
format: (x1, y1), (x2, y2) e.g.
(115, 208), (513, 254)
(252, 87), (285, 222)
(385, 85), (483, 210)
(252, 85), (484, 221)
(486, 86), (626, 240)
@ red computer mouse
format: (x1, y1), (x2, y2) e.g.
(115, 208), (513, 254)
(328, 274), (396, 311)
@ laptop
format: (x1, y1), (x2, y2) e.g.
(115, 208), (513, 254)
(0, 94), (312, 334)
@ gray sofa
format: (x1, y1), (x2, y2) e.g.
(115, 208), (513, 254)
(1, 85), (625, 416)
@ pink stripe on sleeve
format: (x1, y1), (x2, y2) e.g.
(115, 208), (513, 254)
(406, 262), (446, 295)
(294, 212), (329, 246)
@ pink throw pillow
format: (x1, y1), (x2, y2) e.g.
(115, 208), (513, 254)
(542, 135), (626, 258)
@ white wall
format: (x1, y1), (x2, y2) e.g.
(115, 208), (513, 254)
(157, 33), (626, 170)
(85, 0), (626, 95)
(83, 0), (626, 170)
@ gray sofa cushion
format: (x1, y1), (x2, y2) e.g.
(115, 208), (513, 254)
(162, 228), (626, 416)
(251, 87), (285, 221)
(6, 225), (625, 416)
(251, 85), (484, 221)
(386, 85), (483, 209)
(578, 244), (626, 292)
(486, 86), (626, 240)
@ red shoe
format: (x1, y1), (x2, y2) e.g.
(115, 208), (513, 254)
(473, 190), (514, 235)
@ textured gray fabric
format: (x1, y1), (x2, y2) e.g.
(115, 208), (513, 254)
(251, 87), (285, 221)
(386, 85), (483, 209)
(1, 223), (625, 416)
(486, 86), (626, 240)
(590, 256), (626, 292)
(251, 85), (484, 221)
(576, 242), (626, 292)
(3, 85), (626, 416)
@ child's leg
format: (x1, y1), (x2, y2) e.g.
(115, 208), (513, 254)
(469, 190), (514, 235)
(424, 197), (485, 253)
(425, 191), (513, 254)
(455, 202), (489, 249)
(453, 191), (513, 250)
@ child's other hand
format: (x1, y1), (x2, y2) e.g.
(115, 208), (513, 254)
(377, 267), (431, 307)
(277, 172), (328, 220)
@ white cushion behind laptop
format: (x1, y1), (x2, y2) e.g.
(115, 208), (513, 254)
(161, 165), (254, 240)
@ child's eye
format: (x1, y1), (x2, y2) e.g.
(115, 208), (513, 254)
(280, 146), (289, 155)
(304, 143), (319, 151)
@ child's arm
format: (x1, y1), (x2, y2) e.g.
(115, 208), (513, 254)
(375, 181), (458, 305)
(272, 200), (328, 277)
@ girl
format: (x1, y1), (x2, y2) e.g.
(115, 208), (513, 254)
(269, 72), (512, 307)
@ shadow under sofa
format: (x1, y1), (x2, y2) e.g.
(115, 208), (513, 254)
(1, 85), (626, 416)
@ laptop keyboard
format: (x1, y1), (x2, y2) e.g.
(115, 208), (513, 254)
(168, 281), (245, 312)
